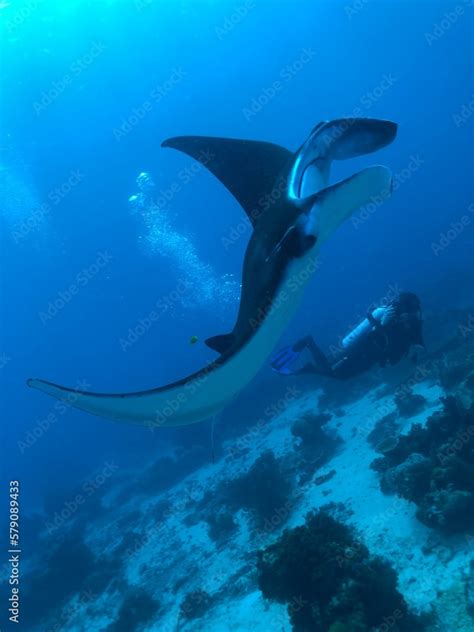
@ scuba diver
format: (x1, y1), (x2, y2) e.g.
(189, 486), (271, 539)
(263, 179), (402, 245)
(271, 292), (424, 380)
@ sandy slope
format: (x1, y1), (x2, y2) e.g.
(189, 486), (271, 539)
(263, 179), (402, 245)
(45, 378), (474, 631)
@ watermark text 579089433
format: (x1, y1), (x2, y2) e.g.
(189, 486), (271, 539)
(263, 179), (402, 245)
(8, 480), (21, 624)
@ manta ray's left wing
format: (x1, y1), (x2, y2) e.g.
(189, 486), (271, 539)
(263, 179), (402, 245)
(162, 135), (293, 227)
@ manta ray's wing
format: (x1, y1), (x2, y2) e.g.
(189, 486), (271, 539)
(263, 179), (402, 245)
(163, 135), (294, 355)
(162, 135), (293, 227)
(205, 333), (235, 354)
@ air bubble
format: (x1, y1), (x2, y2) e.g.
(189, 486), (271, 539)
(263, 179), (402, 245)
(128, 174), (240, 313)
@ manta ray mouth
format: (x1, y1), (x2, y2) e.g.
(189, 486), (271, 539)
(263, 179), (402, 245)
(301, 163), (320, 192)
(290, 161), (328, 200)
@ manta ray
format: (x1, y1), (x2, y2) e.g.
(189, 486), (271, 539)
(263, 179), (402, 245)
(28, 117), (398, 428)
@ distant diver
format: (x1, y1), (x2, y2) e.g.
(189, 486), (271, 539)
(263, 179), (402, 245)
(272, 292), (424, 379)
(28, 117), (398, 427)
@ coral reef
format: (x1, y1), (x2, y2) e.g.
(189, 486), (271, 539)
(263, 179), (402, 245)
(434, 314), (474, 406)
(22, 532), (100, 628)
(371, 396), (474, 534)
(179, 589), (212, 621)
(394, 388), (427, 418)
(206, 507), (238, 544)
(439, 358), (470, 392)
(418, 489), (474, 533)
(379, 453), (432, 502)
(290, 411), (342, 483)
(106, 588), (160, 631)
(367, 411), (400, 453)
(314, 469), (336, 486)
(226, 450), (293, 529)
(257, 508), (426, 631)
(291, 411), (332, 447)
(184, 450), (293, 539)
(432, 575), (474, 631)
(465, 559), (474, 616)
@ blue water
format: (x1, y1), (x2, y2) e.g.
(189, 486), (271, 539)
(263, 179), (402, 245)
(1, 0), (473, 629)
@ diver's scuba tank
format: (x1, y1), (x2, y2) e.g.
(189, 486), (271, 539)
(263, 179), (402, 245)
(341, 307), (388, 351)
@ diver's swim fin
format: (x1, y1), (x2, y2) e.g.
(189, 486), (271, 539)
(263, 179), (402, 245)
(162, 135), (293, 227)
(270, 345), (301, 375)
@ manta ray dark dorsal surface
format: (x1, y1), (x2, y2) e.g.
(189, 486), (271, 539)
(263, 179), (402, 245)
(162, 135), (293, 227)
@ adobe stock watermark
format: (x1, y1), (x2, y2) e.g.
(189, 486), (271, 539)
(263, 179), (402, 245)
(18, 379), (91, 453)
(33, 42), (107, 114)
(112, 67), (187, 141)
(425, 0), (473, 45)
(255, 500), (294, 537)
(335, 498), (405, 568)
(0, 352), (11, 369)
(353, 399), (396, 441)
(352, 154), (424, 229)
(215, 0), (255, 39)
(45, 461), (119, 535)
(394, 358), (441, 402)
(119, 279), (191, 351)
(144, 149), (215, 210)
(227, 385), (303, 461)
(372, 608), (406, 632)
(242, 47), (316, 121)
(50, 590), (96, 632)
(4, 0), (42, 35)
(248, 255), (321, 333)
(324, 73), (398, 133)
(147, 360), (216, 431)
(12, 169), (85, 242)
(266, 596), (308, 629)
(345, 0), (372, 20)
(431, 202), (474, 256)
(39, 251), (113, 325)
(221, 174), (288, 250)
(134, 0), (154, 11)
(453, 93), (474, 128)
(437, 424), (474, 466)
(354, 73), (398, 112)
(122, 484), (200, 562)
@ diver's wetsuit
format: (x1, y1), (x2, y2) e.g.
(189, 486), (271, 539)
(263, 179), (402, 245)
(278, 293), (424, 380)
